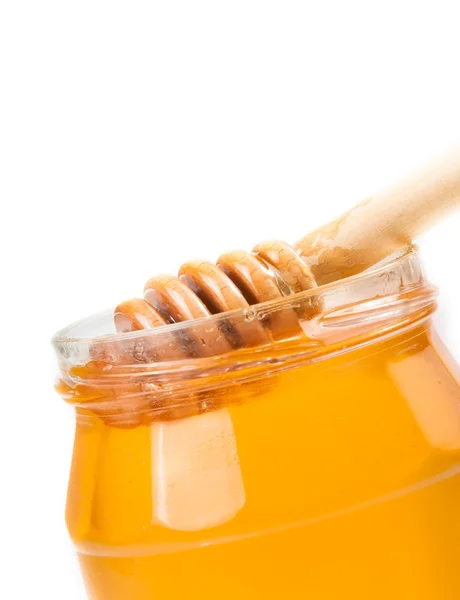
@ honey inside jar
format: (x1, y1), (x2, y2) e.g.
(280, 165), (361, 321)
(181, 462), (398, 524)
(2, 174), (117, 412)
(54, 249), (460, 600)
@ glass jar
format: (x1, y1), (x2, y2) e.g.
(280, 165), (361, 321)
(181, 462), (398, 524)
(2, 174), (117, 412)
(53, 248), (460, 600)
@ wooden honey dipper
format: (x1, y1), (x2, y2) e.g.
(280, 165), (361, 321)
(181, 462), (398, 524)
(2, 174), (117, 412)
(107, 146), (460, 533)
(116, 145), (460, 341)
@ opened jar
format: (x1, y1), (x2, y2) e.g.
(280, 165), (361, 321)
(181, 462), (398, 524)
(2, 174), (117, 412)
(53, 248), (460, 600)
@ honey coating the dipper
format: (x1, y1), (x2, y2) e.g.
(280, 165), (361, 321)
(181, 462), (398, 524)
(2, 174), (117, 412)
(122, 238), (319, 346)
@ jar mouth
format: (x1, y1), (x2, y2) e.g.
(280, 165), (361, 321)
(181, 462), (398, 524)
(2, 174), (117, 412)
(52, 246), (424, 347)
(53, 246), (438, 425)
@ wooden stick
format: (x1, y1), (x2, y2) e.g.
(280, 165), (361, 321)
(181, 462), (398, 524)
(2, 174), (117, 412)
(295, 146), (460, 284)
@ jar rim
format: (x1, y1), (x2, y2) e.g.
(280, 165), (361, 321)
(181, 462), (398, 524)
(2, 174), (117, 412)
(54, 245), (438, 424)
(51, 246), (422, 348)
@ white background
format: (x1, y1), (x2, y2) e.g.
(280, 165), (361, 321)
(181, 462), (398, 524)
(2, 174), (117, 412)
(2, 2), (460, 598)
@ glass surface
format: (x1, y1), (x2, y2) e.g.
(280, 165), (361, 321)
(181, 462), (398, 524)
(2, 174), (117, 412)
(53, 249), (460, 599)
